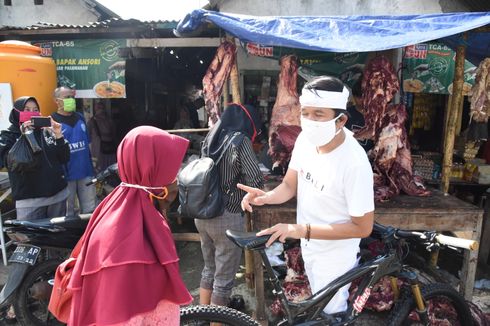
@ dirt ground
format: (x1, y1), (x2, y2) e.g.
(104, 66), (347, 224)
(0, 238), (488, 325)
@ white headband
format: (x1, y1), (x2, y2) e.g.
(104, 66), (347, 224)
(299, 87), (350, 110)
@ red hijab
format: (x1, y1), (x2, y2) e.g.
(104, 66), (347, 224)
(68, 126), (192, 326)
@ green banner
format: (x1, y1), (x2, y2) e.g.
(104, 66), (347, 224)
(402, 42), (476, 95)
(244, 42), (368, 87)
(35, 39), (126, 98)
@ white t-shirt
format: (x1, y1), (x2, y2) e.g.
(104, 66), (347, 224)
(289, 128), (374, 250)
(288, 128), (374, 313)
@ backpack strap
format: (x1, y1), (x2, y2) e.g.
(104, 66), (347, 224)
(214, 132), (240, 165)
(216, 133), (245, 196)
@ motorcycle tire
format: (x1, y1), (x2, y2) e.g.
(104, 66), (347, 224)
(387, 283), (473, 326)
(14, 259), (65, 326)
(180, 305), (259, 326)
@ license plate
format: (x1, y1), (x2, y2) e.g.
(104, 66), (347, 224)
(8, 244), (41, 265)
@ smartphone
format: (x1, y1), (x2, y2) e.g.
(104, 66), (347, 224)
(31, 116), (51, 128)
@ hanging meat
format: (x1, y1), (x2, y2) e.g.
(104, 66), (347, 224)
(268, 55), (302, 174)
(372, 104), (431, 201)
(354, 56), (399, 141)
(348, 276), (406, 312)
(202, 40), (236, 127)
(269, 246), (311, 317)
(469, 58), (490, 123)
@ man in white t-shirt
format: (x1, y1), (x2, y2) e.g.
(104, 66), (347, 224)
(238, 76), (374, 315)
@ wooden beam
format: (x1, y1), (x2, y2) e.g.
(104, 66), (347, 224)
(442, 35), (467, 193)
(172, 232), (201, 242)
(127, 38), (220, 48)
(0, 26), (148, 36)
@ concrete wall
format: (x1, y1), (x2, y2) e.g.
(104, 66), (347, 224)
(213, 0), (471, 15)
(0, 0), (99, 26)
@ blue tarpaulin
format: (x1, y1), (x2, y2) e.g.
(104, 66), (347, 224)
(176, 9), (490, 64)
(444, 32), (490, 65)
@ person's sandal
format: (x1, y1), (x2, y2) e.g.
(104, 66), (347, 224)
(228, 294), (245, 311)
(4, 316), (17, 324)
(3, 305), (17, 325)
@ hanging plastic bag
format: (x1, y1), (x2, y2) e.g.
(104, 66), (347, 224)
(6, 133), (40, 173)
(265, 242), (285, 267)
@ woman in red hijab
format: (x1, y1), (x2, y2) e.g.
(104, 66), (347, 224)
(68, 126), (192, 325)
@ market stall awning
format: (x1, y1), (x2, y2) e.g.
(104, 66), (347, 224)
(443, 32), (490, 65)
(176, 9), (490, 54)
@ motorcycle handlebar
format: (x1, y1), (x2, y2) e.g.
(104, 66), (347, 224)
(85, 163), (119, 186)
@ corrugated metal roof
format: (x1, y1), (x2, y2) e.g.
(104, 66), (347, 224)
(85, 0), (121, 19)
(0, 18), (178, 31)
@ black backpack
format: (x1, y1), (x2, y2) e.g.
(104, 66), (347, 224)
(178, 133), (241, 219)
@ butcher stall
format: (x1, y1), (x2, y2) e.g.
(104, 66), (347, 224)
(248, 180), (482, 320)
(176, 10), (490, 321)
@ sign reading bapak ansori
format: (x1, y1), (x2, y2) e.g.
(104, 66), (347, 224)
(402, 42), (476, 95)
(35, 40), (126, 99)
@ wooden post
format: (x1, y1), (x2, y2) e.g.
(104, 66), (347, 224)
(460, 210), (483, 300)
(222, 78), (229, 108)
(442, 35), (466, 194)
(245, 212), (254, 289)
(225, 36), (241, 104)
(230, 60), (241, 103)
(479, 193), (490, 265)
(443, 95), (452, 154)
(455, 96), (465, 136)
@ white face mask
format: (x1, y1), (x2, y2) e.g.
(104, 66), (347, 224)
(300, 114), (343, 147)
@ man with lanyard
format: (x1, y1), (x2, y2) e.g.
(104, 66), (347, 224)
(238, 76), (374, 316)
(52, 87), (96, 217)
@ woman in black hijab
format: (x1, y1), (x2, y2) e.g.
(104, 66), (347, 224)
(196, 103), (264, 307)
(0, 96), (42, 167)
(0, 96), (70, 221)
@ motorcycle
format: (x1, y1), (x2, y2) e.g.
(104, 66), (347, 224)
(0, 164), (119, 326)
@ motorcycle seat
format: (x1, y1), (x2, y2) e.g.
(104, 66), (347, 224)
(4, 214), (91, 231)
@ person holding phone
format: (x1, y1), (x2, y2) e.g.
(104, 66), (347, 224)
(0, 96), (70, 220)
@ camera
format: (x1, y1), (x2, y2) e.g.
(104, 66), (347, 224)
(31, 116), (51, 128)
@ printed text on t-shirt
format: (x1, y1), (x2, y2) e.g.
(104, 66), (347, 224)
(69, 140), (87, 153)
(300, 168), (327, 192)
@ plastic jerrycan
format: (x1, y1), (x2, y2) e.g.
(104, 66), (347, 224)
(0, 40), (57, 116)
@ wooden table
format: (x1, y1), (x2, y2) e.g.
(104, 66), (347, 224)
(250, 190), (483, 322)
(426, 178), (490, 206)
